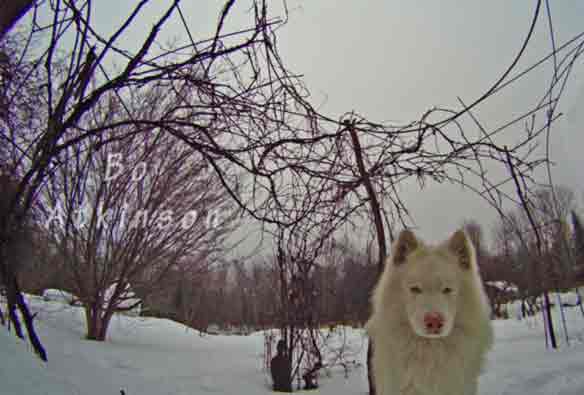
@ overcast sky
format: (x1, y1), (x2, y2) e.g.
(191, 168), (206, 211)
(273, 1), (584, 243)
(36, 1), (584, 248)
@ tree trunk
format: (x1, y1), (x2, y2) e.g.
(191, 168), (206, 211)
(346, 121), (387, 395)
(15, 284), (47, 360)
(575, 288), (584, 317)
(5, 275), (24, 339)
(0, 254), (47, 360)
(543, 291), (557, 349)
(85, 305), (113, 341)
(367, 338), (375, 395)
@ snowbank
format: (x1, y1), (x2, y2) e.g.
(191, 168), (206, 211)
(42, 288), (80, 305)
(41, 284), (142, 315)
(2, 293), (584, 395)
(0, 329), (78, 395)
(103, 282), (142, 316)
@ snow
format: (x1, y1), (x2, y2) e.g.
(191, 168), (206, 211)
(2, 293), (584, 395)
(486, 280), (518, 293)
(41, 289), (79, 306)
(102, 282), (142, 316)
(40, 284), (142, 315)
(0, 329), (79, 395)
(556, 291), (582, 307)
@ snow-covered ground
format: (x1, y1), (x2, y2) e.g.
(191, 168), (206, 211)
(2, 294), (584, 395)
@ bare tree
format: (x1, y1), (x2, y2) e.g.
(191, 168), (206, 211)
(41, 91), (239, 340)
(539, 187), (577, 288)
(490, 185), (578, 347)
(0, 0), (300, 356)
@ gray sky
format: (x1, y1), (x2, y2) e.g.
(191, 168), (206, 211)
(35, 1), (584, 248)
(272, 0), (584, 244)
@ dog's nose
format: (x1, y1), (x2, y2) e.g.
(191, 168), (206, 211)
(423, 312), (444, 333)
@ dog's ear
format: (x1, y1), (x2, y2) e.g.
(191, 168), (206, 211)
(393, 229), (418, 265)
(447, 229), (473, 269)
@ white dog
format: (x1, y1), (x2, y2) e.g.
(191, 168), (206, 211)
(366, 229), (493, 395)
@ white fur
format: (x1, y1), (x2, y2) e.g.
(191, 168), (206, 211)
(366, 229), (493, 395)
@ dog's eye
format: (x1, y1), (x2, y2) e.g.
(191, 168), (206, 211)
(410, 286), (422, 294)
(443, 287), (453, 294)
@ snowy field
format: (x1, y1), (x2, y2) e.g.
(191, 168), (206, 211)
(2, 294), (584, 395)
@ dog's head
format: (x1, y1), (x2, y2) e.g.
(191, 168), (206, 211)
(391, 229), (475, 339)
